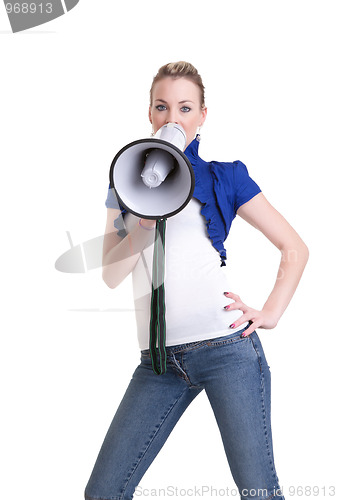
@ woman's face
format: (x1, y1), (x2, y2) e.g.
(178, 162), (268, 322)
(149, 77), (207, 149)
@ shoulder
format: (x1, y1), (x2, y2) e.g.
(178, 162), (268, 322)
(209, 159), (251, 186)
(209, 159), (248, 173)
(209, 159), (261, 212)
(211, 159), (248, 172)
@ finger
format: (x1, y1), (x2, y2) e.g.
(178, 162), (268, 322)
(228, 316), (248, 330)
(229, 313), (259, 331)
(241, 325), (256, 337)
(224, 291), (241, 302)
(224, 301), (245, 312)
(241, 319), (263, 337)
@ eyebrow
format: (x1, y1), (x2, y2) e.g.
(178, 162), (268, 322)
(154, 99), (195, 104)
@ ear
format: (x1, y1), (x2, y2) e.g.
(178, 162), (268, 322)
(148, 105), (152, 124)
(199, 106), (207, 127)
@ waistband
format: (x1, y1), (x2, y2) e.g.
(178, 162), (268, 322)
(141, 324), (251, 356)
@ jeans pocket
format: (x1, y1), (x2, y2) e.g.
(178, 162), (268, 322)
(207, 336), (248, 348)
(206, 326), (250, 347)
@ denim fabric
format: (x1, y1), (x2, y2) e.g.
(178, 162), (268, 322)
(84, 327), (285, 500)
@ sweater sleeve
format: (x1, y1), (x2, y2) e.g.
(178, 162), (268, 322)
(104, 185), (127, 237)
(105, 185), (127, 211)
(233, 160), (261, 213)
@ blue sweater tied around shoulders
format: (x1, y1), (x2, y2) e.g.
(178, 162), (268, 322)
(106, 135), (261, 266)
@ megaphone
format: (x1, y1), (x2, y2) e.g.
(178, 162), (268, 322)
(109, 123), (195, 219)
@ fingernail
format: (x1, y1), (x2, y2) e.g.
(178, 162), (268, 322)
(224, 305), (230, 310)
(241, 332), (246, 338)
(229, 323), (235, 328)
(224, 292), (229, 295)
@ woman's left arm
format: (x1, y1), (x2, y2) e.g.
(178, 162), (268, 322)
(226, 192), (309, 337)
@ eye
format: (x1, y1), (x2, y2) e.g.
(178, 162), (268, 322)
(155, 105), (167, 111)
(181, 106), (191, 113)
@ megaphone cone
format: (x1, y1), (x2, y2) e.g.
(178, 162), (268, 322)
(109, 123), (195, 219)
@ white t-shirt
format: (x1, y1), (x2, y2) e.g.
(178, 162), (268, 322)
(123, 198), (248, 351)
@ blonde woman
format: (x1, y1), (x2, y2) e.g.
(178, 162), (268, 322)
(84, 62), (308, 500)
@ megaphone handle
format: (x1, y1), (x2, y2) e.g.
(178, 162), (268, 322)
(149, 219), (167, 375)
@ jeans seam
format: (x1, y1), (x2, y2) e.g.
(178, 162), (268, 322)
(206, 334), (248, 347)
(168, 340), (208, 354)
(119, 387), (191, 497)
(85, 494), (122, 500)
(170, 332), (246, 353)
(249, 335), (279, 490)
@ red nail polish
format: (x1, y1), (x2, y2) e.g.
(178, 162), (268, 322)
(224, 292), (229, 295)
(224, 305), (230, 310)
(229, 323), (235, 328)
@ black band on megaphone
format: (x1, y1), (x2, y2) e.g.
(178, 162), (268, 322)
(149, 218), (167, 375)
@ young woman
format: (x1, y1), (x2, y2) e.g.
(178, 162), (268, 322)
(84, 62), (309, 500)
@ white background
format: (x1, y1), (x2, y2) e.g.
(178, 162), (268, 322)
(1, 1), (336, 499)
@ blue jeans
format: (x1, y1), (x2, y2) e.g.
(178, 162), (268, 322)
(84, 327), (285, 500)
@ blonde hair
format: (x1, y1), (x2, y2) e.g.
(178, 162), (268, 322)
(150, 61), (205, 109)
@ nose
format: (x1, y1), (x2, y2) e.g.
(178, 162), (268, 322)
(166, 110), (179, 124)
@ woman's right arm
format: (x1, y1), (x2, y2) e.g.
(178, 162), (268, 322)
(102, 208), (156, 289)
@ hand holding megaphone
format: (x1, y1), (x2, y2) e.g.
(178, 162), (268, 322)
(139, 218), (157, 230)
